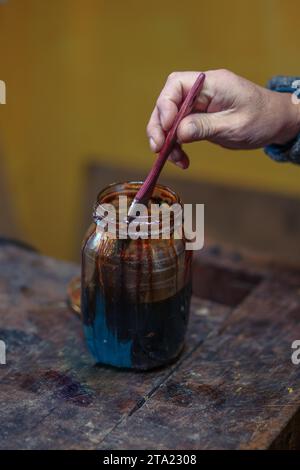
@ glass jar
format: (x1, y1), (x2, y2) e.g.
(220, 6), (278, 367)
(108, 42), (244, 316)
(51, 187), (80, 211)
(81, 181), (192, 370)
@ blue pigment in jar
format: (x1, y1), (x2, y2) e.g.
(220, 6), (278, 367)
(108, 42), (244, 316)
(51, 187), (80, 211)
(81, 181), (192, 370)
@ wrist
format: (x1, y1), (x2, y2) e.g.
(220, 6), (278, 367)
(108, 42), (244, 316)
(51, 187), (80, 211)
(272, 92), (300, 145)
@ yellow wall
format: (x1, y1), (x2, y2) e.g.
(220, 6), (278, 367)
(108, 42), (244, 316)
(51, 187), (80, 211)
(0, 0), (299, 260)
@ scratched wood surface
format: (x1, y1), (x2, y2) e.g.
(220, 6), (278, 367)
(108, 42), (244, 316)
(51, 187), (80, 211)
(0, 238), (300, 449)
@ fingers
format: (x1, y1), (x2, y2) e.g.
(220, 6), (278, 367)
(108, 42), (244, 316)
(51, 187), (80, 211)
(168, 143), (190, 169)
(147, 107), (165, 152)
(155, 75), (184, 131)
(147, 69), (235, 152)
(147, 72), (204, 152)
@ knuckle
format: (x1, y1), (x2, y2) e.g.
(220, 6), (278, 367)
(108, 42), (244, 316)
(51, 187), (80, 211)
(197, 115), (214, 138)
(156, 96), (169, 112)
(218, 67), (229, 74)
(146, 123), (152, 136)
(192, 120), (203, 139)
(156, 97), (164, 111)
(218, 68), (233, 79)
(167, 71), (178, 81)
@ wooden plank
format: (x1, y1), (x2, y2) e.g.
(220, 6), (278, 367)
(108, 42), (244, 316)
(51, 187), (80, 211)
(99, 274), (300, 450)
(192, 245), (264, 307)
(0, 243), (231, 449)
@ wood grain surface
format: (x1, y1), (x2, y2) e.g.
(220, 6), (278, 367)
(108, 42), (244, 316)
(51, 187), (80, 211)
(0, 240), (300, 449)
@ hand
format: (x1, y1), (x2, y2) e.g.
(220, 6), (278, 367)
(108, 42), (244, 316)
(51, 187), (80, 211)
(146, 69), (300, 168)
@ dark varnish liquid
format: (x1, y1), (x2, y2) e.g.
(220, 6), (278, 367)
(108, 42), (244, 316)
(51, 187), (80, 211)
(82, 237), (191, 370)
(105, 277), (191, 370)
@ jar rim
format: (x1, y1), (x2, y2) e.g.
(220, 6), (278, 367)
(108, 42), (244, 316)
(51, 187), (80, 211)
(96, 180), (181, 203)
(93, 181), (183, 233)
(93, 181), (183, 227)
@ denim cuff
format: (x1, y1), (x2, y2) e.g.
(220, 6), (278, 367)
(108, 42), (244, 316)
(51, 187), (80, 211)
(264, 76), (300, 164)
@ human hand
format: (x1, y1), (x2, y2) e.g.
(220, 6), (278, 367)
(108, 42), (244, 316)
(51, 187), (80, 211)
(146, 69), (300, 168)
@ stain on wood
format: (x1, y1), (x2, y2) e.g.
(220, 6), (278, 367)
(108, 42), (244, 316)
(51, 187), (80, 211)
(0, 240), (300, 449)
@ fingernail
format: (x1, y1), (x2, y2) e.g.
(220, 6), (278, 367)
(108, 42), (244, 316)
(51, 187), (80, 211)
(149, 137), (157, 152)
(175, 160), (186, 169)
(187, 121), (198, 139)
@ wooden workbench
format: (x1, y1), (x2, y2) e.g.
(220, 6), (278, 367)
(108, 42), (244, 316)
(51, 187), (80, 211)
(0, 238), (300, 450)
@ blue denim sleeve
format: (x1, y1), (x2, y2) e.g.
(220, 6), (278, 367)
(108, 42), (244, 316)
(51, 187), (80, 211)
(264, 76), (300, 164)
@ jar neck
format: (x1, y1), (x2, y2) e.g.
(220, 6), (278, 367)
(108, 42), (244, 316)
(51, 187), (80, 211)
(93, 181), (183, 239)
(94, 206), (184, 238)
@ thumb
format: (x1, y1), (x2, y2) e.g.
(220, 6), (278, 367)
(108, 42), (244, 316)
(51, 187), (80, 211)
(177, 112), (224, 143)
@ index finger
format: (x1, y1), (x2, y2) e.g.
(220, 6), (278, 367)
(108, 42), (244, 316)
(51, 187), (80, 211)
(146, 106), (165, 152)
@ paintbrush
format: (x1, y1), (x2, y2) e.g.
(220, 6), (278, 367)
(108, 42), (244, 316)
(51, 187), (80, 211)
(128, 72), (206, 219)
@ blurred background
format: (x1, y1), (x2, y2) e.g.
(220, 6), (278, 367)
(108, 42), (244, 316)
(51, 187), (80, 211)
(0, 0), (300, 263)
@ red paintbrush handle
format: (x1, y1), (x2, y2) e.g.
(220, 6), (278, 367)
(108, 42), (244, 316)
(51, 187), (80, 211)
(134, 72), (205, 206)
